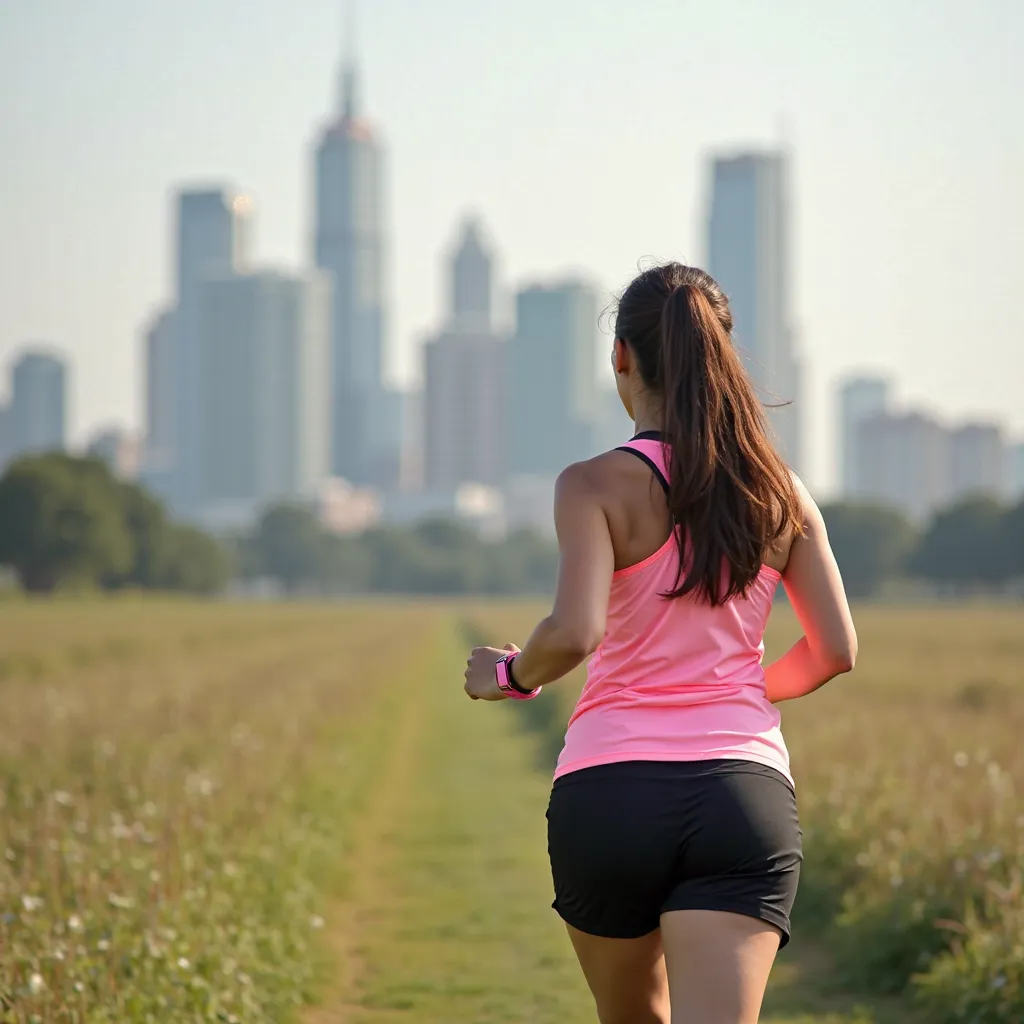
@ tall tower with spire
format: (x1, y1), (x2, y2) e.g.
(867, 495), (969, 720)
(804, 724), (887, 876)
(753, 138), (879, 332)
(313, 4), (390, 485)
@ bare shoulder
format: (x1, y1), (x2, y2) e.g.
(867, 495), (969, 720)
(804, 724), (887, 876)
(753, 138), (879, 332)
(558, 449), (644, 500)
(555, 456), (612, 501)
(790, 471), (826, 533)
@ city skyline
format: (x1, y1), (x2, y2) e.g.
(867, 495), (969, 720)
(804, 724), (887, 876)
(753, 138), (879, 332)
(1, 1), (1022, 494)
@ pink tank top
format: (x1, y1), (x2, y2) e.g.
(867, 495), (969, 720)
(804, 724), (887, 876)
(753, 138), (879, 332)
(554, 437), (792, 786)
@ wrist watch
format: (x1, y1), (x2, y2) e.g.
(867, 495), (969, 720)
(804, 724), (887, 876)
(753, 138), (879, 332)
(495, 653), (542, 700)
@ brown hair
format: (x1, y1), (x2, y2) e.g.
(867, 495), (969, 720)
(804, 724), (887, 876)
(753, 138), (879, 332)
(614, 263), (801, 605)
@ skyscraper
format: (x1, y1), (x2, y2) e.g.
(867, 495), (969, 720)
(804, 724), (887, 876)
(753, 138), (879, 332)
(144, 308), (176, 471)
(423, 218), (505, 490)
(313, 24), (388, 485)
(172, 187), (251, 516)
(948, 423), (1007, 500)
(424, 335), (506, 490)
(506, 280), (599, 476)
(450, 216), (493, 331)
(87, 428), (140, 480)
(1011, 442), (1024, 500)
(10, 350), (67, 458)
(856, 412), (950, 522)
(839, 376), (891, 497)
(707, 151), (802, 471)
(198, 270), (332, 528)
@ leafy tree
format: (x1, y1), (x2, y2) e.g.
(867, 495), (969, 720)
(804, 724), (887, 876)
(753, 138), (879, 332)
(909, 496), (1007, 590)
(252, 504), (327, 592)
(1001, 498), (1024, 580)
(157, 525), (230, 595)
(820, 503), (917, 599)
(0, 455), (131, 593)
(104, 482), (170, 589)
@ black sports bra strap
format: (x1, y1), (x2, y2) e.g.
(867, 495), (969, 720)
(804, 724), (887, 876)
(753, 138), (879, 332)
(614, 446), (670, 496)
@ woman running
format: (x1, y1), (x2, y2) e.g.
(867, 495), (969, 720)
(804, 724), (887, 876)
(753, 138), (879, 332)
(463, 262), (856, 1024)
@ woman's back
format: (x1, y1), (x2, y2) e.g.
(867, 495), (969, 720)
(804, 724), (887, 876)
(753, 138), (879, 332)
(555, 434), (793, 783)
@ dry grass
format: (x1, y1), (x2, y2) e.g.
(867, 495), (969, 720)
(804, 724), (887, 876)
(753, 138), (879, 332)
(3, 599), (1022, 1023)
(0, 599), (440, 1022)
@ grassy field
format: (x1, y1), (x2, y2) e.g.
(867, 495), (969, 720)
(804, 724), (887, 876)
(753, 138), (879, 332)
(1, 600), (1022, 1022)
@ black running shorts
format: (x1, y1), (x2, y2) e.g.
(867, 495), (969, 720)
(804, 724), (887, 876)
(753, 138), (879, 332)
(546, 759), (802, 947)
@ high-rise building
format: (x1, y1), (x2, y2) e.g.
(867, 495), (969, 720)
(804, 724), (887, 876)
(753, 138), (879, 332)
(856, 412), (950, 522)
(143, 307), (176, 471)
(87, 428), (140, 480)
(197, 270), (332, 529)
(1011, 442), (1024, 500)
(424, 333), (506, 489)
(172, 187), (251, 515)
(423, 218), (506, 490)
(313, 26), (389, 485)
(839, 376), (891, 497)
(506, 280), (600, 476)
(707, 151), (802, 471)
(10, 350), (67, 458)
(948, 423), (1007, 501)
(450, 216), (493, 331)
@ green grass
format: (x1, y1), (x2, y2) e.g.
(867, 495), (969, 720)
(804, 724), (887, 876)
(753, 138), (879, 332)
(3, 600), (1022, 1021)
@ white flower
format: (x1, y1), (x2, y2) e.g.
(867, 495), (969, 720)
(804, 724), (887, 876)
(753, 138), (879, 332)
(73, 981), (85, 993)
(97, 939), (110, 952)
(953, 751), (969, 768)
(107, 893), (134, 910)
(68, 914), (83, 932)
(29, 973), (45, 995)
(177, 957), (190, 970)
(310, 915), (325, 929)
(21, 895), (44, 913)
(53, 790), (74, 806)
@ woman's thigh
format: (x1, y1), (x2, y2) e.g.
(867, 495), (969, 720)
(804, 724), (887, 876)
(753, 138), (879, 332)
(565, 923), (670, 1024)
(660, 909), (781, 1024)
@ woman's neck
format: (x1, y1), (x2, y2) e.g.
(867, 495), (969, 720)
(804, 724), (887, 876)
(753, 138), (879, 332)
(630, 390), (663, 436)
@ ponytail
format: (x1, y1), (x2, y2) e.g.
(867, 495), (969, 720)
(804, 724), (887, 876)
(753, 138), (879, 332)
(616, 265), (801, 605)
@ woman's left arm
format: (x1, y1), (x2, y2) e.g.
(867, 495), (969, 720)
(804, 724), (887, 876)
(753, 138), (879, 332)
(464, 462), (615, 700)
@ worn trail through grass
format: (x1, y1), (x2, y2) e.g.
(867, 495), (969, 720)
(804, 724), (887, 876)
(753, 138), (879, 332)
(306, 614), (911, 1024)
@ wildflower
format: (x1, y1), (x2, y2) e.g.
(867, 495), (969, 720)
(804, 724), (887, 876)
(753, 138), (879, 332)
(310, 915), (325, 929)
(953, 751), (969, 768)
(73, 981), (85, 993)
(178, 957), (190, 970)
(53, 790), (74, 806)
(21, 895), (44, 913)
(29, 973), (45, 995)
(97, 939), (110, 952)
(68, 914), (83, 932)
(108, 894), (134, 910)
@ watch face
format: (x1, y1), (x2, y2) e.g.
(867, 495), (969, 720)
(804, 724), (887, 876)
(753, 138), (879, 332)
(495, 655), (511, 692)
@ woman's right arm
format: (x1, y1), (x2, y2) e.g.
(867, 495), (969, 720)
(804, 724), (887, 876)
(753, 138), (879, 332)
(763, 477), (858, 704)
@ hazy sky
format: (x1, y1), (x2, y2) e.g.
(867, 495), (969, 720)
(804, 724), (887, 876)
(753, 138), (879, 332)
(1, 0), (1021, 492)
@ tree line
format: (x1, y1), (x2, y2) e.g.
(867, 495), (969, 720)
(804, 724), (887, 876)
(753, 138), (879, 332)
(236, 495), (1024, 599)
(0, 454), (1020, 598)
(235, 503), (559, 596)
(821, 496), (1024, 598)
(0, 454), (228, 594)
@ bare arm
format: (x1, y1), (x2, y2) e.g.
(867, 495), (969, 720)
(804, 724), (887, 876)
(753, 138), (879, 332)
(763, 477), (858, 704)
(463, 461), (614, 700)
(508, 463), (614, 692)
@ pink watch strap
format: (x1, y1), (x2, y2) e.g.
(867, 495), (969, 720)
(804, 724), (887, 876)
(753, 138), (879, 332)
(496, 654), (541, 700)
